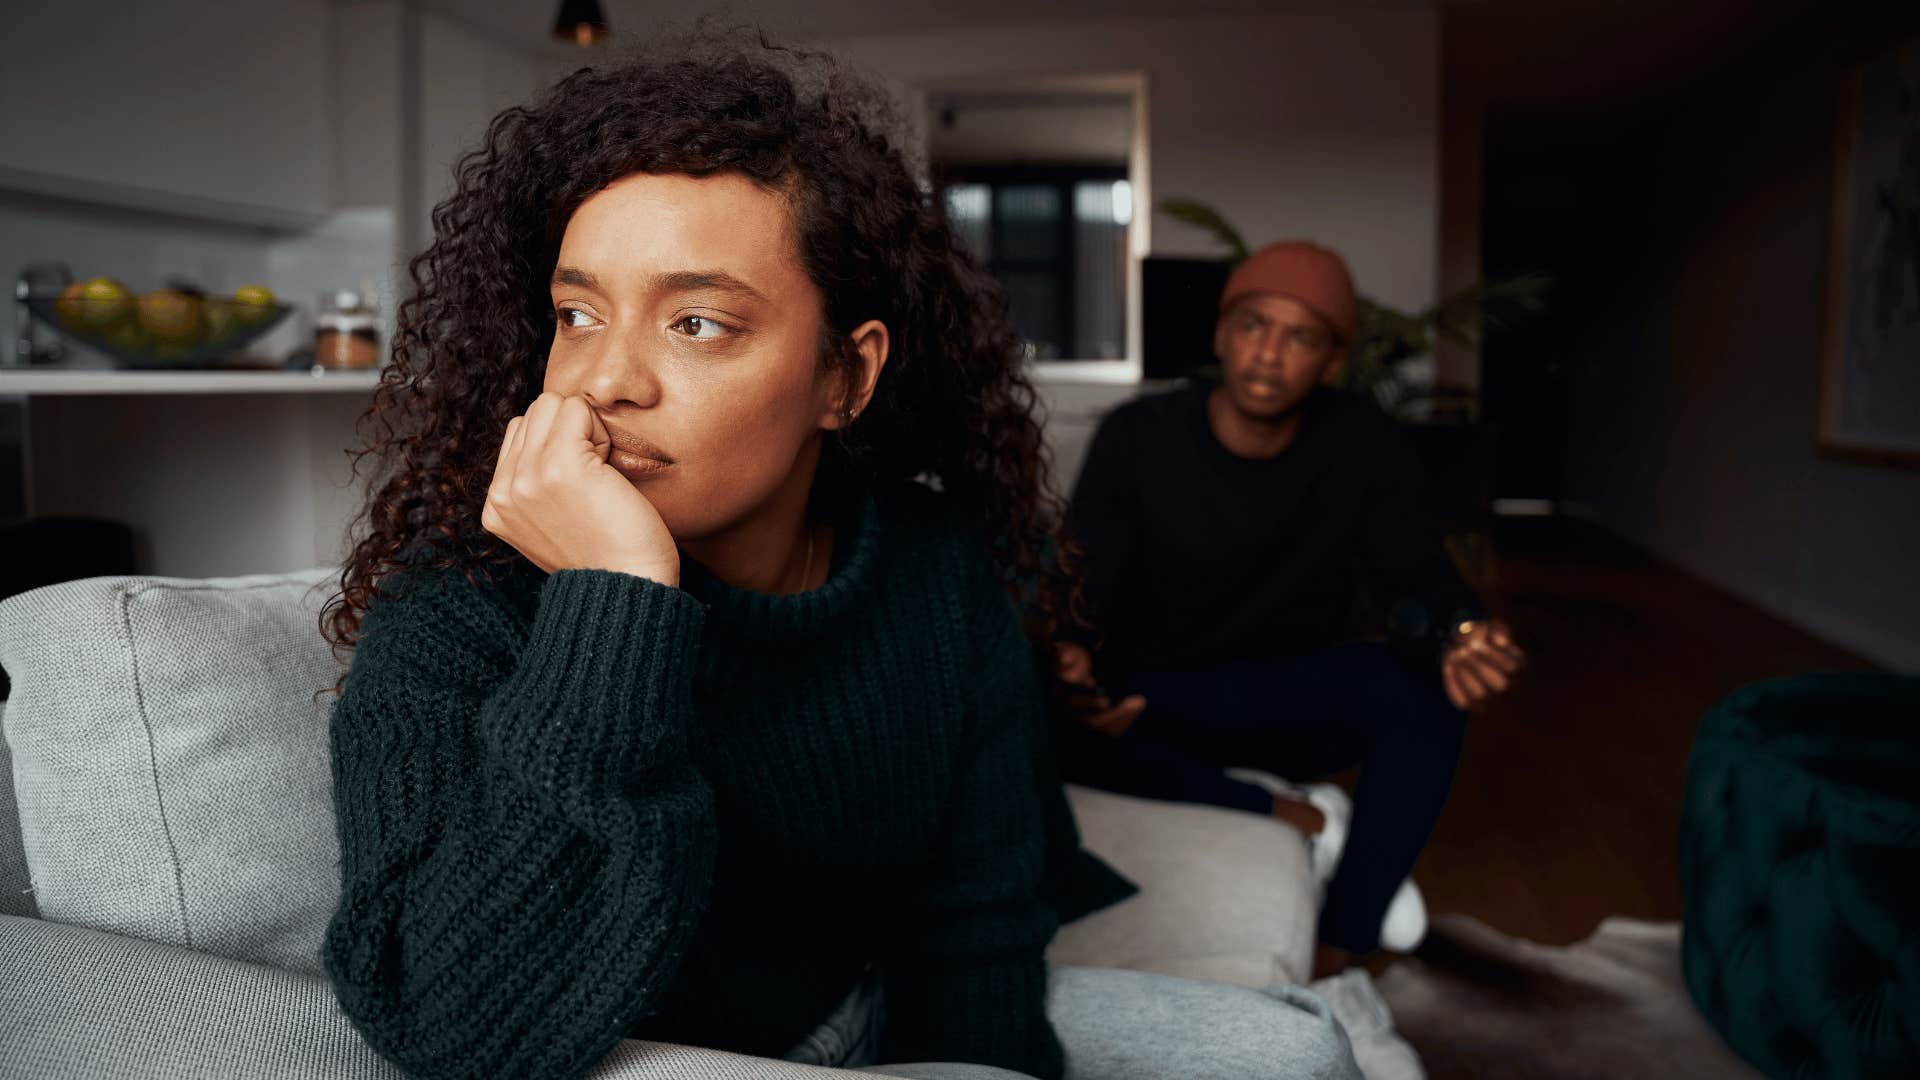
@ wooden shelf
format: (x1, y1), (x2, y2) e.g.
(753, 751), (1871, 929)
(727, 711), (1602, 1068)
(0, 368), (383, 396)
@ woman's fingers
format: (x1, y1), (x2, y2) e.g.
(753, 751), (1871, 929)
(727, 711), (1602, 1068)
(516, 391), (562, 469)
(576, 396), (612, 459)
(482, 416), (524, 536)
(494, 415), (521, 471)
(493, 417), (527, 495)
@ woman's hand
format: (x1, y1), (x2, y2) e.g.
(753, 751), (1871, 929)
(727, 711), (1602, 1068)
(1054, 641), (1146, 737)
(481, 391), (681, 586)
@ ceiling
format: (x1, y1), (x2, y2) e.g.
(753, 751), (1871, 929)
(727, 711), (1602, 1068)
(417, 0), (1821, 112)
(1445, 0), (1813, 111)
(419, 0), (1435, 54)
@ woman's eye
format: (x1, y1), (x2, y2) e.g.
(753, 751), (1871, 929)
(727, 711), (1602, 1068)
(555, 307), (594, 329)
(673, 315), (728, 340)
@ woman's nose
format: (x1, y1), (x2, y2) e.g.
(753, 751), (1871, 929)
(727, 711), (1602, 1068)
(566, 333), (661, 409)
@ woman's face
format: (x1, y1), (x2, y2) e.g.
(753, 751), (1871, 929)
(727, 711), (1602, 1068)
(543, 171), (837, 542)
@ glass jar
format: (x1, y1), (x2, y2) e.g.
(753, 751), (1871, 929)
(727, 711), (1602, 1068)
(314, 288), (380, 369)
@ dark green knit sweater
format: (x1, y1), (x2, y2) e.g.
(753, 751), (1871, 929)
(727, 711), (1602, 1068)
(323, 489), (1068, 1080)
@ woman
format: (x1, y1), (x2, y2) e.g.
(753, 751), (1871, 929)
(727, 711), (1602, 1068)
(320, 31), (1360, 1080)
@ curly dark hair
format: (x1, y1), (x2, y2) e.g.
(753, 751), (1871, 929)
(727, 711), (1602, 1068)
(319, 29), (1087, 687)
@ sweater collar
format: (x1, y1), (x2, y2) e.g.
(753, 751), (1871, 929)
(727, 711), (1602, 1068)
(677, 491), (882, 645)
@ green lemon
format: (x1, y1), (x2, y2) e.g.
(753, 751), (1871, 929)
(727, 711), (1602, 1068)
(55, 277), (135, 333)
(137, 289), (207, 346)
(203, 301), (239, 344)
(231, 284), (277, 325)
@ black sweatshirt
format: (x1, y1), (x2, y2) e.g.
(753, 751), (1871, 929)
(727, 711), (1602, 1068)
(1065, 381), (1481, 679)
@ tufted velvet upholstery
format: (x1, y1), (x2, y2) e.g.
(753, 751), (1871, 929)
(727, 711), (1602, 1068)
(1678, 673), (1920, 1080)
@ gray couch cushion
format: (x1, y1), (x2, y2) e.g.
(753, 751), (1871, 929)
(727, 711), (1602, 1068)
(0, 569), (344, 974)
(1049, 786), (1315, 987)
(0, 701), (39, 919)
(0, 913), (990, 1080)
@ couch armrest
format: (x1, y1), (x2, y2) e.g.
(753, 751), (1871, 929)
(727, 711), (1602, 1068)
(0, 914), (945, 1080)
(1048, 785), (1316, 987)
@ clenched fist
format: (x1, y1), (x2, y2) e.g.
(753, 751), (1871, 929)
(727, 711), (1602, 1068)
(480, 391), (680, 585)
(1440, 617), (1525, 711)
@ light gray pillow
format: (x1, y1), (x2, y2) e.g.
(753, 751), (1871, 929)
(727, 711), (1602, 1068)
(1, 701), (41, 919)
(0, 569), (345, 974)
(1050, 784), (1317, 987)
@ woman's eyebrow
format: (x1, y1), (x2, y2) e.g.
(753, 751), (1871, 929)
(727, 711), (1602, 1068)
(650, 269), (770, 305)
(551, 266), (771, 305)
(551, 266), (603, 292)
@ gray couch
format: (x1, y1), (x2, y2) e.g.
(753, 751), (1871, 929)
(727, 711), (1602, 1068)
(0, 569), (1318, 1079)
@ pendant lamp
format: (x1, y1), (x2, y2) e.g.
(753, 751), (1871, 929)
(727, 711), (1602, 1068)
(553, 0), (611, 45)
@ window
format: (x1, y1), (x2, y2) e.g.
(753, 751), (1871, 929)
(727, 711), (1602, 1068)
(939, 167), (1130, 361)
(921, 80), (1144, 375)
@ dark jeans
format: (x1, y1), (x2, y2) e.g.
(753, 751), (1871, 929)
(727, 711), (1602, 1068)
(1059, 642), (1466, 954)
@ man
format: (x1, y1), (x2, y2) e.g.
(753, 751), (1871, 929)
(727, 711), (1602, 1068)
(1056, 240), (1523, 977)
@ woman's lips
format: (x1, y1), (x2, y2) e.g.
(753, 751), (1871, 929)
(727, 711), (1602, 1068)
(606, 428), (673, 476)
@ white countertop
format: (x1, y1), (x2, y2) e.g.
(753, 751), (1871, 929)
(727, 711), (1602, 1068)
(0, 367), (383, 396)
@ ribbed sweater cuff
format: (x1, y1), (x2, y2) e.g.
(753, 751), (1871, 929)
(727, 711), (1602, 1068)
(481, 570), (706, 815)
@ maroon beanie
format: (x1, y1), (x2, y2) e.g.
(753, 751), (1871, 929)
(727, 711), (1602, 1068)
(1218, 240), (1359, 344)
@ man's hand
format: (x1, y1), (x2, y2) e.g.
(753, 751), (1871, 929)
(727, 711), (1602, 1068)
(1054, 641), (1146, 737)
(1441, 617), (1525, 711)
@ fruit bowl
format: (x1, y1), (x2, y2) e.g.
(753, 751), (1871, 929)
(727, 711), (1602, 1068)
(23, 291), (293, 370)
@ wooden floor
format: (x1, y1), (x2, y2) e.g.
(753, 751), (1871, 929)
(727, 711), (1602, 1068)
(1407, 517), (1877, 947)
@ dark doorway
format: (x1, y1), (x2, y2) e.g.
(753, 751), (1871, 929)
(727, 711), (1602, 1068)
(1479, 110), (1632, 504)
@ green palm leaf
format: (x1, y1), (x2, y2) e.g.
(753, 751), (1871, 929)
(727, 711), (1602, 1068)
(1159, 199), (1251, 261)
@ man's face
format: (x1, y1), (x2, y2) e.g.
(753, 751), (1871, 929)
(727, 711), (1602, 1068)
(1211, 293), (1345, 422)
(542, 170), (836, 542)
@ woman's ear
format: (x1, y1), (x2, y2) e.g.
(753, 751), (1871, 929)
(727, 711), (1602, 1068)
(828, 319), (890, 429)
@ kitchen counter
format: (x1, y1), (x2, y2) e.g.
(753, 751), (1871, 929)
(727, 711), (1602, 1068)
(0, 368), (382, 396)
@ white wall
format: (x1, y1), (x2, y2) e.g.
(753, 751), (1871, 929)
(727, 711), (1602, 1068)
(1560, 33), (1920, 671)
(332, 2), (412, 231)
(929, 99), (1134, 165)
(415, 11), (560, 253)
(0, 0), (336, 224)
(818, 9), (1441, 313)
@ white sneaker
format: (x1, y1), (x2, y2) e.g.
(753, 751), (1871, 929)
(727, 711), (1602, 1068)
(1224, 769), (1350, 887)
(1378, 876), (1428, 953)
(1226, 768), (1429, 953)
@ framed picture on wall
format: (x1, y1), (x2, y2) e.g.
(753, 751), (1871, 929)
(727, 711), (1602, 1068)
(1818, 35), (1920, 469)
